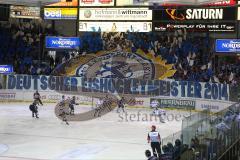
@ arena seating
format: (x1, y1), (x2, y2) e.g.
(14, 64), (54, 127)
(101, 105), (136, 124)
(79, 31), (240, 84)
(0, 19), (56, 75)
(1, 21), (240, 84)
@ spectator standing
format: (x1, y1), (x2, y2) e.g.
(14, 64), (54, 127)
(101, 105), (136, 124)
(145, 150), (158, 160)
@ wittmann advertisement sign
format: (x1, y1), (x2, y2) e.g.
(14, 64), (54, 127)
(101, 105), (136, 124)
(10, 6), (40, 19)
(153, 7), (236, 21)
(153, 22), (236, 32)
(79, 0), (114, 6)
(79, 8), (152, 21)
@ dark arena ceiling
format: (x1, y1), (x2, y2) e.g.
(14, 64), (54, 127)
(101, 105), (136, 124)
(0, 0), (228, 6)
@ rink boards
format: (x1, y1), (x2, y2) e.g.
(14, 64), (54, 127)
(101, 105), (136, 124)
(0, 89), (234, 113)
(0, 74), (235, 113)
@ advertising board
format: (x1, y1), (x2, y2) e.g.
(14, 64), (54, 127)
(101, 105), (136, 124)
(47, 0), (78, 6)
(79, 8), (152, 21)
(44, 8), (77, 19)
(79, 21), (152, 32)
(150, 98), (196, 109)
(46, 37), (80, 49)
(215, 39), (240, 52)
(153, 7), (236, 21)
(10, 6), (40, 19)
(0, 65), (14, 74)
(116, 0), (148, 6)
(79, 0), (114, 6)
(153, 22), (235, 32)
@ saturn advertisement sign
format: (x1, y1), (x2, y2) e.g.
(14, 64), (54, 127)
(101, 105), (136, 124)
(153, 7), (236, 21)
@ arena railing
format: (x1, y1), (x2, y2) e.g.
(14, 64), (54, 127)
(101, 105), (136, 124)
(181, 109), (211, 146)
(161, 102), (240, 160)
(161, 130), (182, 146)
(179, 103), (240, 160)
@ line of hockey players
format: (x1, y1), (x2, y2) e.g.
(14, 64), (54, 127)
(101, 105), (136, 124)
(29, 91), (168, 126)
(29, 92), (166, 122)
(94, 96), (127, 117)
(29, 90), (43, 119)
(29, 91), (79, 125)
(29, 91), (128, 124)
(58, 95), (79, 125)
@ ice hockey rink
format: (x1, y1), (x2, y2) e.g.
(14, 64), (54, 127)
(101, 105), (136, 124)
(0, 102), (188, 160)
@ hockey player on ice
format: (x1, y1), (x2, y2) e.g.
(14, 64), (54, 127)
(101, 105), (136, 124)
(94, 97), (104, 117)
(150, 100), (166, 123)
(152, 107), (166, 116)
(117, 97), (125, 113)
(33, 90), (43, 106)
(58, 95), (69, 125)
(69, 96), (79, 115)
(152, 108), (166, 123)
(94, 95), (113, 117)
(150, 100), (166, 116)
(59, 95), (65, 107)
(29, 101), (39, 118)
(151, 100), (159, 108)
(96, 98), (103, 109)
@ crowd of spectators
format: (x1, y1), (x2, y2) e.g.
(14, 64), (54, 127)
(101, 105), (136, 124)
(80, 31), (240, 84)
(0, 19), (56, 75)
(216, 59), (240, 85)
(0, 20), (240, 84)
(145, 139), (189, 160)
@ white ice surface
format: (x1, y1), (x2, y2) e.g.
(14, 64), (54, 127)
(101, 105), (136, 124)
(0, 103), (189, 160)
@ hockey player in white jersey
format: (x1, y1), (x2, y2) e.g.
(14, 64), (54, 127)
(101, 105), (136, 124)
(96, 98), (103, 108)
(151, 100), (166, 116)
(150, 100), (166, 123)
(94, 98), (104, 117)
(150, 100), (159, 108)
